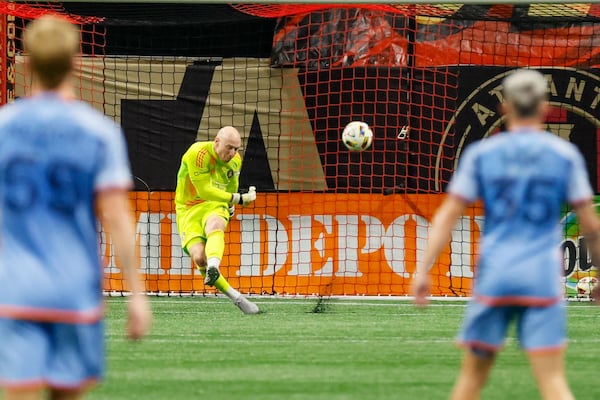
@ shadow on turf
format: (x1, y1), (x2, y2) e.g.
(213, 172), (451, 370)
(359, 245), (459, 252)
(309, 296), (338, 313)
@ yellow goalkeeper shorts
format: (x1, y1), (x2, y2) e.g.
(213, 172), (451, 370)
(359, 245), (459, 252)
(176, 202), (231, 254)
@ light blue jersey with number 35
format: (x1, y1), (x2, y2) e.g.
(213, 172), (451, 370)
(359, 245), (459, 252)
(448, 129), (593, 305)
(0, 93), (132, 322)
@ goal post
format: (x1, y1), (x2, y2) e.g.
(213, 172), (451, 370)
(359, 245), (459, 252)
(2, 2), (599, 299)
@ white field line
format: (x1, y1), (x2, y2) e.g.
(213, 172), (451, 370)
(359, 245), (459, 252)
(105, 298), (600, 309)
(106, 335), (600, 345)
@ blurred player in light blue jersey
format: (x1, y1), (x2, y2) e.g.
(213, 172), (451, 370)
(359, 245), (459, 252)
(0, 16), (151, 400)
(413, 69), (600, 400)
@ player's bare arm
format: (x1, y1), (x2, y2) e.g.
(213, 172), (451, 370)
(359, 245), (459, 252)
(412, 195), (467, 306)
(96, 190), (152, 339)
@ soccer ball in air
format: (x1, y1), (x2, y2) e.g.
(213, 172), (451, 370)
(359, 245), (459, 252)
(576, 276), (598, 297)
(342, 121), (373, 151)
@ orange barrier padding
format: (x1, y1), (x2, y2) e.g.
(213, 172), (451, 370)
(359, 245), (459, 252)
(102, 192), (481, 296)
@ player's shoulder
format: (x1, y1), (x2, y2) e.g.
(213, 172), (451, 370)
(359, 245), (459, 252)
(186, 141), (213, 167)
(55, 97), (120, 138)
(0, 98), (32, 128)
(474, 132), (513, 152)
(468, 130), (580, 158)
(70, 101), (117, 130)
(535, 130), (582, 160)
(0, 97), (121, 149)
(458, 134), (501, 162)
(65, 102), (126, 150)
(188, 140), (212, 151)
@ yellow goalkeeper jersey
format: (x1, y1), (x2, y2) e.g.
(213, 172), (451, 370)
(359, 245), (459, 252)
(174, 141), (241, 214)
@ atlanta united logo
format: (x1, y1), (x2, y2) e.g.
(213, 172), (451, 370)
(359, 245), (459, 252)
(435, 68), (600, 191)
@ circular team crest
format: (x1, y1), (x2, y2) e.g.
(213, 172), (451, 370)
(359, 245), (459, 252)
(435, 67), (600, 191)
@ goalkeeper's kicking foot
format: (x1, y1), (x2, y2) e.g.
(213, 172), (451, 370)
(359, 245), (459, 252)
(204, 265), (220, 286)
(234, 295), (260, 314)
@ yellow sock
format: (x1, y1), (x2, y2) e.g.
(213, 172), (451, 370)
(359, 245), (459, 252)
(214, 275), (232, 293)
(196, 230), (239, 299)
(205, 230), (225, 261)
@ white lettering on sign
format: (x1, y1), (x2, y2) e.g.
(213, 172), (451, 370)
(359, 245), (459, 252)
(101, 212), (483, 278)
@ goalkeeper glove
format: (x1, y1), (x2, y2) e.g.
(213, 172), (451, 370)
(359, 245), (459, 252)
(228, 205), (235, 217)
(230, 186), (256, 207)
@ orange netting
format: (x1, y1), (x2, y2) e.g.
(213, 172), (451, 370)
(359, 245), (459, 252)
(0, 1), (103, 23)
(233, 3), (600, 19)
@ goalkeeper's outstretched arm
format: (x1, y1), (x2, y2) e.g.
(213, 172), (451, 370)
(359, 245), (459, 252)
(191, 172), (235, 203)
(191, 172), (256, 206)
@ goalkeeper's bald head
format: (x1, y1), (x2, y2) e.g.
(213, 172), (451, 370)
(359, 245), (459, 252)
(214, 126), (242, 163)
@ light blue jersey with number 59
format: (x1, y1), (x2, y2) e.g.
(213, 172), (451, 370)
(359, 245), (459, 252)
(448, 129), (593, 305)
(0, 93), (132, 322)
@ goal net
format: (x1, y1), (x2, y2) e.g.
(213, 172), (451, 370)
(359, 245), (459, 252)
(3, 2), (599, 299)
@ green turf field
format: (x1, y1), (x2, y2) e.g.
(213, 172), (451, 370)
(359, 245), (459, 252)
(88, 298), (600, 400)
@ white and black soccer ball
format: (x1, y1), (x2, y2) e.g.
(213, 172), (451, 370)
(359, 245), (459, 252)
(342, 121), (373, 151)
(576, 276), (598, 297)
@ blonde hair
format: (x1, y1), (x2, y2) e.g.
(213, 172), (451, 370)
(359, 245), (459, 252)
(23, 15), (80, 90)
(502, 69), (549, 118)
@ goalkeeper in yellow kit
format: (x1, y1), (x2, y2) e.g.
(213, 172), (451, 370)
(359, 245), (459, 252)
(175, 126), (259, 314)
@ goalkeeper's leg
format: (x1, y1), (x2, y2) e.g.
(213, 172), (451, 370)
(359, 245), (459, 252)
(194, 262), (259, 315)
(187, 216), (259, 314)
